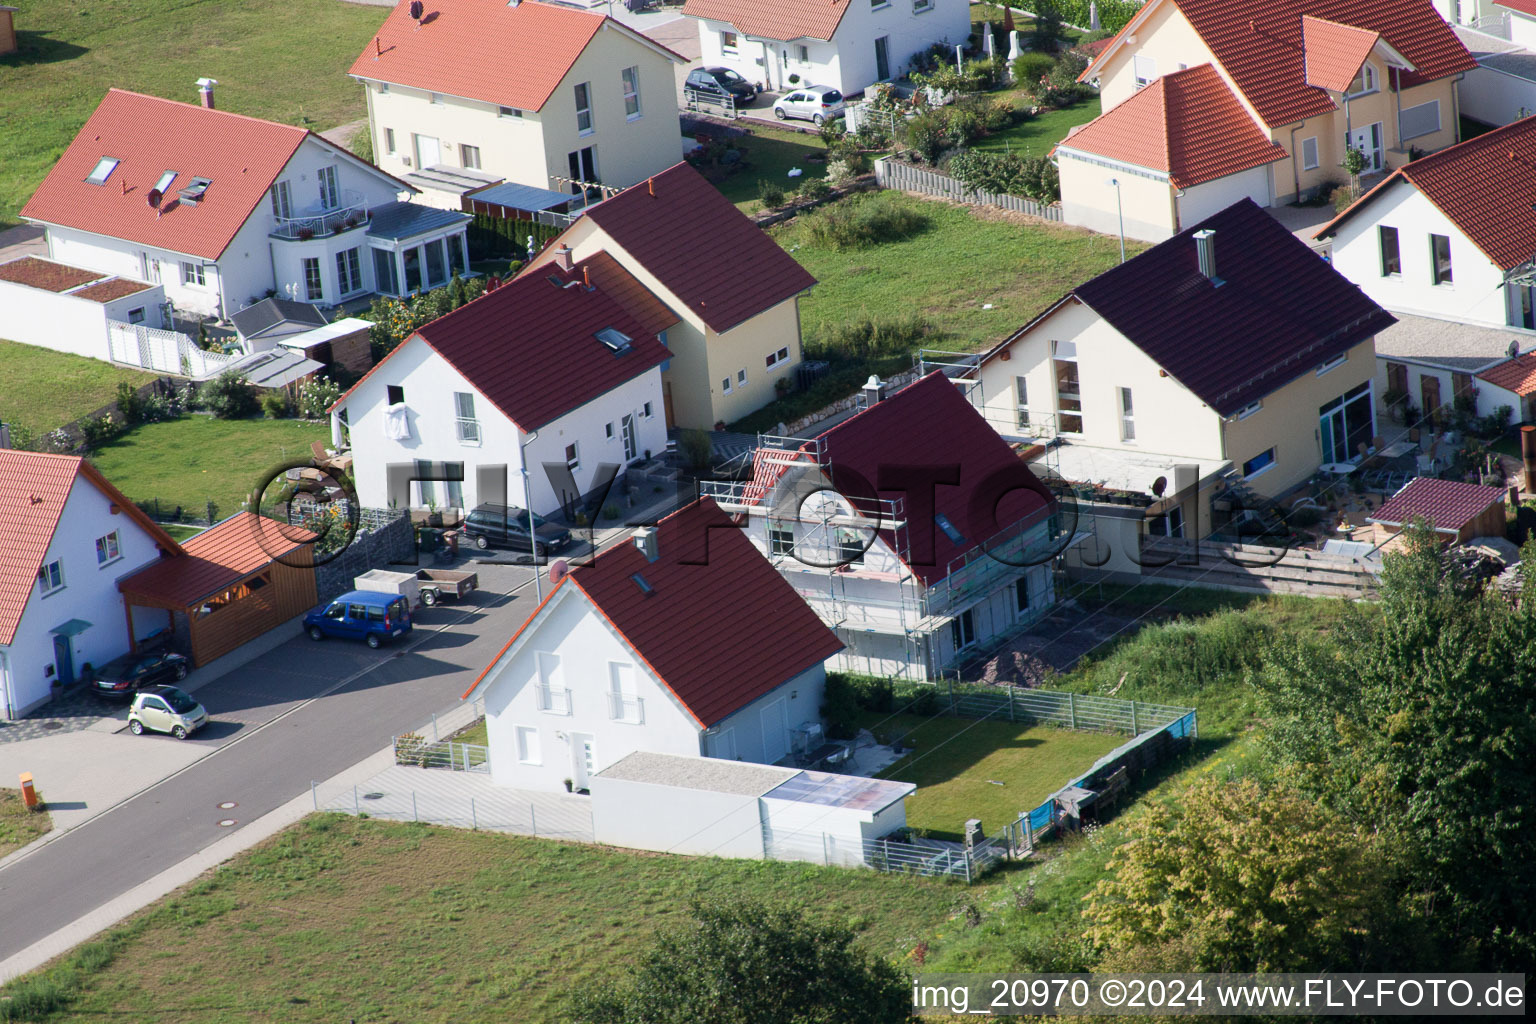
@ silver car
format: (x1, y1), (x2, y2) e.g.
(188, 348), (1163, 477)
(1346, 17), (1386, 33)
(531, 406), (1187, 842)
(127, 685), (208, 740)
(773, 85), (845, 125)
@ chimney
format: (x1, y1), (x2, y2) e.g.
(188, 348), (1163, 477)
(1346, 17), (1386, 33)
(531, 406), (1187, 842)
(860, 374), (886, 407)
(632, 526), (659, 562)
(554, 245), (574, 272)
(1193, 228), (1221, 284)
(196, 77), (218, 109)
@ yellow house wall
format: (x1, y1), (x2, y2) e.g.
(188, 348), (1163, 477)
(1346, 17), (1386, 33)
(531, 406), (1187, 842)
(1094, 0), (1219, 112)
(1217, 339), (1376, 499)
(1056, 153), (1177, 242)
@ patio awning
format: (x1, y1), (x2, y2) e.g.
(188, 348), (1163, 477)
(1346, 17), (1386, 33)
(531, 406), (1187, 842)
(402, 164), (502, 196)
(366, 201), (472, 243)
(464, 181), (575, 215)
(50, 618), (93, 637)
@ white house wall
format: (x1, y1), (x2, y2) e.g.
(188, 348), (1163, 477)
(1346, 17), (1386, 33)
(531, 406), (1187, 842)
(1329, 179), (1511, 327)
(589, 772), (768, 857)
(46, 226), (223, 319)
(1176, 164), (1274, 226)
(1458, 62), (1536, 127)
(481, 587), (706, 791)
(0, 279), (112, 359)
(0, 479), (166, 719)
(704, 662), (826, 765)
(520, 372), (668, 515)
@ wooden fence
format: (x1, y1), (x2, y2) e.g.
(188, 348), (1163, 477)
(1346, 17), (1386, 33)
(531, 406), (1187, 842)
(1138, 536), (1380, 599)
(875, 157), (1063, 221)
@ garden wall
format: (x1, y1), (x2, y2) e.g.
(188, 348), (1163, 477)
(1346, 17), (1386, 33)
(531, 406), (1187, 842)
(875, 157), (1062, 221)
(311, 507), (416, 603)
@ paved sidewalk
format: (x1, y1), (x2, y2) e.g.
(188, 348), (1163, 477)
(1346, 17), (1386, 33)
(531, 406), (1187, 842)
(0, 224), (46, 264)
(320, 763), (595, 841)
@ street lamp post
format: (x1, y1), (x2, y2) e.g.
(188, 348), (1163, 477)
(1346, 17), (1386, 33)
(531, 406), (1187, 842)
(1106, 177), (1126, 264)
(519, 428), (541, 603)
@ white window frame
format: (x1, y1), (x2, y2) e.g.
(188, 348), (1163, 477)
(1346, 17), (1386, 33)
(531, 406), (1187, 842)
(769, 522), (795, 556)
(86, 157), (120, 185)
(303, 257), (323, 301)
(499, 105), (523, 118)
(317, 165), (340, 211)
(1315, 353), (1347, 376)
(384, 128), (396, 155)
(454, 392), (481, 444)
(96, 531), (122, 566)
(621, 66), (642, 120)
(1400, 100), (1441, 142)
(574, 82), (594, 135)
(180, 261), (206, 287)
(515, 726), (542, 765)
(1133, 55), (1157, 89)
(1243, 448), (1277, 479)
(642, 401), (654, 419)
(914, 0), (932, 10)
(1015, 375), (1030, 429)
(605, 422), (615, 440)
(720, 30), (739, 54)
(1379, 225), (1401, 277)
(565, 442), (580, 472)
(766, 346), (790, 369)
(950, 607), (976, 651)
(1430, 233), (1453, 286)
(1118, 386), (1135, 442)
(1346, 62), (1378, 98)
(796, 44), (811, 63)
(39, 559), (64, 595)
(736, 368), (747, 387)
(335, 247), (363, 297)
(1235, 400), (1262, 420)
(459, 143), (481, 170)
(721, 377), (733, 395)
(430, 92), (444, 105)
(1300, 136), (1319, 171)
(153, 169), (178, 194)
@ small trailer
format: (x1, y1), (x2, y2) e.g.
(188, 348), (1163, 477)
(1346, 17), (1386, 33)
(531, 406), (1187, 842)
(415, 567), (478, 606)
(354, 569), (421, 610)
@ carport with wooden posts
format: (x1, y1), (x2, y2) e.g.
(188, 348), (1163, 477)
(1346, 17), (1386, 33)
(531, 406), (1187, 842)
(118, 512), (318, 667)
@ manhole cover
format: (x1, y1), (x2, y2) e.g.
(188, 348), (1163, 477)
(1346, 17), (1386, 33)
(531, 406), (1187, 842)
(41, 721), (63, 731)
(363, 792), (385, 800)
(217, 819), (238, 827)
(218, 801), (237, 809)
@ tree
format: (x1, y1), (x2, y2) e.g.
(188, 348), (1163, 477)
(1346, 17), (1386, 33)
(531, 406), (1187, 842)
(1343, 145), (1366, 201)
(1031, 0), (1067, 50)
(1084, 778), (1392, 971)
(1256, 524), (1536, 969)
(568, 900), (910, 1024)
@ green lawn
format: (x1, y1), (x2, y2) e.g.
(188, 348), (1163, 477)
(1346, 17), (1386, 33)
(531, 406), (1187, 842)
(864, 713), (1123, 839)
(88, 415), (327, 522)
(974, 98), (1101, 158)
(0, 0), (385, 229)
(2, 815), (967, 1022)
(0, 339), (157, 435)
(448, 718), (489, 746)
(701, 124), (832, 215)
(0, 789), (52, 859)
(158, 523), (207, 542)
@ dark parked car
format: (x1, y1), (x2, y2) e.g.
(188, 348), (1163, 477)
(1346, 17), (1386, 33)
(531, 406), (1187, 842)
(303, 590), (412, 649)
(461, 503), (573, 556)
(685, 66), (757, 106)
(90, 651), (189, 700)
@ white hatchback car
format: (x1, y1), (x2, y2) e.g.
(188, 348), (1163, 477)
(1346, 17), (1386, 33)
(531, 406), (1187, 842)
(773, 85), (846, 125)
(128, 685), (208, 740)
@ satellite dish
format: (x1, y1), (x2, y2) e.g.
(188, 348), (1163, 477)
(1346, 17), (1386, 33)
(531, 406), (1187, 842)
(548, 559), (569, 585)
(1151, 475), (1168, 497)
(409, 0), (424, 18)
(1510, 340), (1521, 359)
(146, 188), (163, 209)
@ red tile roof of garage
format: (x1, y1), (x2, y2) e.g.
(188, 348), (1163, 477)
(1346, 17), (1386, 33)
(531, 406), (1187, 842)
(992, 199), (1396, 417)
(1496, 0), (1536, 17)
(1057, 64), (1288, 188)
(1370, 476), (1506, 533)
(573, 162), (817, 334)
(1300, 16), (1383, 91)
(680, 0), (849, 43)
(119, 512), (314, 608)
(465, 498), (844, 727)
(1084, 0), (1475, 128)
(1316, 116), (1536, 271)
(349, 0), (681, 111)
(0, 453), (182, 645)
(1476, 351), (1536, 396)
(20, 90), (314, 261)
(331, 253), (672, 429)
(807, 372), (1056, 587)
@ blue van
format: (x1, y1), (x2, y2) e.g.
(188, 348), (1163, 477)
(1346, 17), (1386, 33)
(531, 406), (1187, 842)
(303, 590), (412, 649)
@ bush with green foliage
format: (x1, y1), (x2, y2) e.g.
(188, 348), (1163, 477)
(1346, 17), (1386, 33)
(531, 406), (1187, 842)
(900, 109), (952, 165)
(1011, 51), (1056, 85)
(678, 428), (714, 471)
(757, 178), (786, 208)
(808, 312), (935, 360)
(297, 375), (343, 420)
(570, 900), (910, 1024)
(796, 176), (833, 203)
(260, 390), (293, 419)
(946, 149), (1060, 203)
(820, 673), (861, 739)
(348, 123), (374, 164)
(803, 193), (930, 250)
(197, 371), (259, 420)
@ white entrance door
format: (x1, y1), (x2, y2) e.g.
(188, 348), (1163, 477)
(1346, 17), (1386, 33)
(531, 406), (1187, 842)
(621, 414), (638, 462)
(760, 697), (789, 763)
(1347, 123), (1384, 173)
(414, 133), (442, 168)
(571, 732), (596, 790)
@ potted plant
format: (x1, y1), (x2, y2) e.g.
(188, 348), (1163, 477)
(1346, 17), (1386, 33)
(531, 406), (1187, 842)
(296, 227), (315, 241)
(563, 777), (574, 793)
(331, 222), (345, 236)
(344, 215), (359, 229)
(426, 497), (443, 527)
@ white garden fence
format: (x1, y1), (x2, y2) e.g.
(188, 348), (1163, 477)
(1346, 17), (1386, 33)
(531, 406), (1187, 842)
(107, 321), (237, 377)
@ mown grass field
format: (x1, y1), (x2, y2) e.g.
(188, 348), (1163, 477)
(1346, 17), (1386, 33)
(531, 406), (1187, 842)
(0, 0), (384, 230)
(0, 789), (52, 859)
(5, 815), (966, 1022)
(88, 415), (327, 521)
(0, 339), (157, 435)
(708, 124), (832, 215)
(865, 714), (1123, 839)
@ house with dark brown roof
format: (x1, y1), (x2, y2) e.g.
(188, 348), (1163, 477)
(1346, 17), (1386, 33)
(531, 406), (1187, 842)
(523, 162), (816, 430)
(681, 0), (970, 97)
(971, 200), (1395, 551)
(331, 250), (674, 518)
(461, 497), (844, 791)
(702, 372), (1060, 680)
(1368, 475), (1508, 544)
(1059, 0), (1474, 239)
(0, 451), (182, 719)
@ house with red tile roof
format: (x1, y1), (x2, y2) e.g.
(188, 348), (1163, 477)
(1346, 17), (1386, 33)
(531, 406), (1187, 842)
(1316, 115), (1536, 333)
(461, 497), (844, 791)
(970, 200), (1395, 554)
(1060, 0), (1474, 239)
(330, 250), (673, 518)
(523, 162), (817, 430)
(349, 0), (683, 212)
(702, 372), (1060, 680)
(1369, 475), (1508, 543)
(21, 87), (469, 323)
(681, 0), (970, 97)
(0, 451), (182, 719)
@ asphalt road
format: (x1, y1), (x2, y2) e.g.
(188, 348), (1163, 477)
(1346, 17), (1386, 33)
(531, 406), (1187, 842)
(0, 562), (541, 964)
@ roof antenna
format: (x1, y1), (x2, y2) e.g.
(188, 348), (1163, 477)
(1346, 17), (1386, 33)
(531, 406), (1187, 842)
(409, 0), (424, 26)
(648, 176), (655, 197)
(583, 265), (591, 289)
(374, 36), (381, 59)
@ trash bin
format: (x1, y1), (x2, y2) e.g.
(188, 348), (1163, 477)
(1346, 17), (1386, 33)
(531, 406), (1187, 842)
(418, 527), (441, 553)
(18, 772), (37, 809)
(443, 530), (460, 556)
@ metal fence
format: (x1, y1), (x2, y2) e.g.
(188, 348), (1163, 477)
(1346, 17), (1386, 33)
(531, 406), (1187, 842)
(908, 680), (1194, 737)
(314, 780), (595, 841)
(875, 157), (1063, 221)
(393, 734), (490, 773)
(762, 825), (1010, 882)
(684, 88), (736, 119)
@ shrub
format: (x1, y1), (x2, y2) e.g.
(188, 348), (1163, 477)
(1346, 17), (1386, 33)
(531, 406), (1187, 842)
(297, 375), (342, 420)
(198, 371), (258, 420)
(808, 312), (934, 360)
(947, 108), (983, 146)
(757, 178), (786, 208)
(900, 109), (952, 165)
(982, 96), (1019, 132)
(796, 177), (832, 203)
(114, 381), (146, 425)
(803, 193), (930, 250)
(947, 150), (1060, 203)
(818, 116), (847, 147)
(825, 157), (858, 187)
(1011, 51), (1055, 84)
(260, 389), (293, 419)
(348, 123), (374, 163)
(78, 414), (120, 450)
(821, 673), (861, 740)
(1331, 185), (1358, 212)
(678, 428), (714, 471)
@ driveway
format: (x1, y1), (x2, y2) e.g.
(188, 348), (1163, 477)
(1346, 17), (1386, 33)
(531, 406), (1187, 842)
(0, 561), (543, 963)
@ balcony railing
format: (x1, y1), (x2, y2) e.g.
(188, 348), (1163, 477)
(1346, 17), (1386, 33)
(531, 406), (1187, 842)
(537, 684), (572, 715)
(608, 693), (645, 724)
(456, 417), (482, 444)
(271, 189), (369, 241)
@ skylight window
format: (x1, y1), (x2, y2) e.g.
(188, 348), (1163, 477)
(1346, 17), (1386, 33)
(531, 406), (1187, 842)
(934, 513), (967, 546)
(153, 170), (178, 194)
(178, 177), (212, 204)
(596, 327), (633, 354)
(86, 157), (120, 185)
(630, 572), (653, 595)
